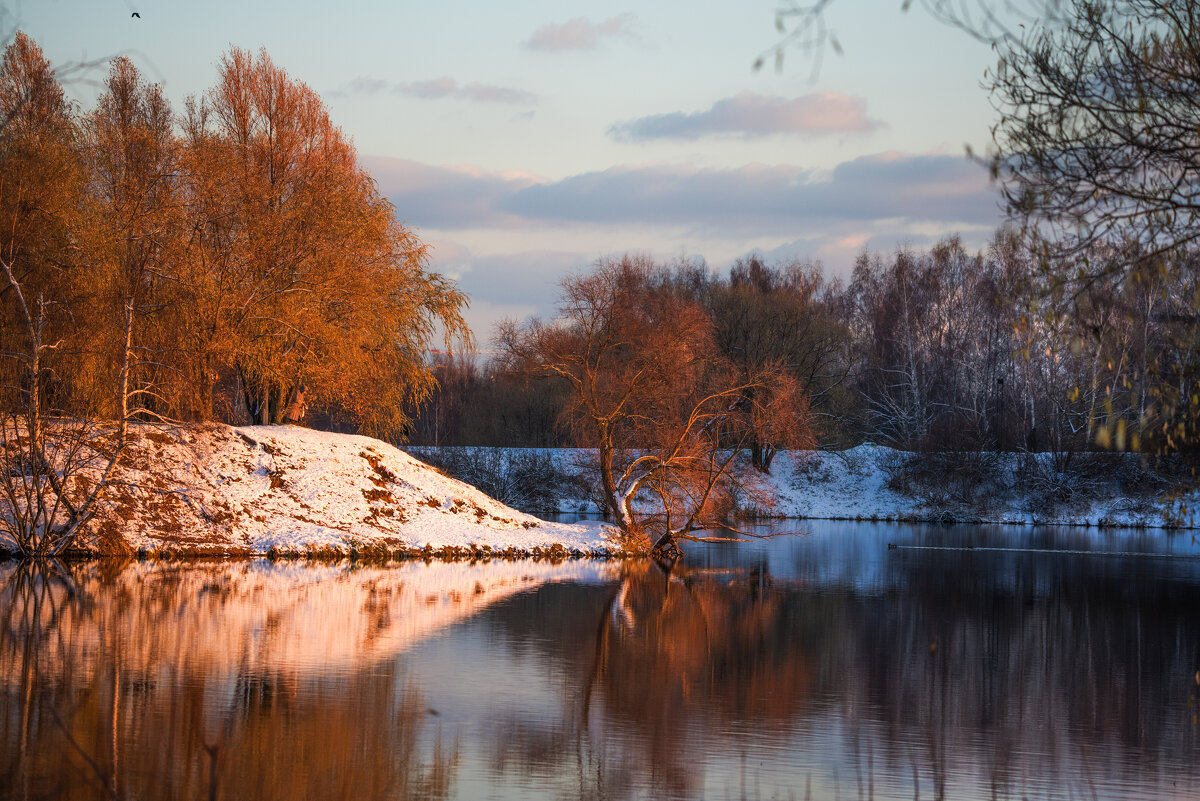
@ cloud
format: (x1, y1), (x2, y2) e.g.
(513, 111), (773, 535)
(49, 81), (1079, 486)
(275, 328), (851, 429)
(364, 152), (999, 235)
(363, 153), (1001, 335)
(501, 153), (998, 231)
(334, 76), (536, 104)
(610, 91), (885, 141)
(362, 156), (538, 229)
(395, 77), (537, 104)
(525, 14), (639, 51)
(340, 77), (389, 95)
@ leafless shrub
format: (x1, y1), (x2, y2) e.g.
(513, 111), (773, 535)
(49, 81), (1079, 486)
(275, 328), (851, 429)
(885, 449), (1006, 509)
(1015, 450), (1111, 515)
(879, 449), (917, 495)
(1, 262), (134, 557)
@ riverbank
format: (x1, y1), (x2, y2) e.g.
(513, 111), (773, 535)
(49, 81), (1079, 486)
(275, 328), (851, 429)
(405, 445), (1198, 529)
(765, 446), (1196, 528)
(6, 427), (1195, 559)
(0, 424), (620, 558)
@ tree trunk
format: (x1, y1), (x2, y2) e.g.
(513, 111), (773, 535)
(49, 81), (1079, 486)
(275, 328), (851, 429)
(260, 385), (270, 426)
(750, 441), (777, 473)
(650, 532), (682, 563)
(598, 436), (624, 524)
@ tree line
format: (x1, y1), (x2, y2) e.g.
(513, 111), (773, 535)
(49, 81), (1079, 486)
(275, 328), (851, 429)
(411, 233), (1200, 470)
(0, 34), (466, 555)
(0, 33), (467, 439)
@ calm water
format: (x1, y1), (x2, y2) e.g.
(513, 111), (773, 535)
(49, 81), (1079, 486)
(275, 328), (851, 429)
(3, 521), (1200, 800)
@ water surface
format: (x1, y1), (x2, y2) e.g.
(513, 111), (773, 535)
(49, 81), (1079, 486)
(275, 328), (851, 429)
(3, 521), (1200, 800)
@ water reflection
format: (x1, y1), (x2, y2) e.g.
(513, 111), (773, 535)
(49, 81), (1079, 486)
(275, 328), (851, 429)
(480, 524), (1200, 800)
(0, 558), (615, 800)
(2, 522), (1200, 800)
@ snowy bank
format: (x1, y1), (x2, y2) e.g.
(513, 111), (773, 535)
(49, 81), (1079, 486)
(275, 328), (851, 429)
(407, 445), (1198, 529)
(2, 424), (620, 557)
(769, 446), (1196, 527)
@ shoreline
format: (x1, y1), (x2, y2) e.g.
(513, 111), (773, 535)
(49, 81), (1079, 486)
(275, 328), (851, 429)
(6, 425), (1197, 559)
(0, 544), (624, 563)
(4, 510), (1192, 562)
(408, 445), (1199, 532)
(1, 423), (623, 558)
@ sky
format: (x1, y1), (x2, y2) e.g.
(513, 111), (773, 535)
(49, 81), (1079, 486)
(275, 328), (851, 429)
(10, 0), (1005, 339)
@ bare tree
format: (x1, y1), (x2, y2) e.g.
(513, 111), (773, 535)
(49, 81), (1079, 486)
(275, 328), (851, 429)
(989, 0), (1200, 272)
(706, 255), (851, 469)
(845, 235), (1037, 453)
(498, 255), (814, 557)
(1, 258), (134, 557)
(988, 0), (1200, 456)
(758, 0), (1068, 75)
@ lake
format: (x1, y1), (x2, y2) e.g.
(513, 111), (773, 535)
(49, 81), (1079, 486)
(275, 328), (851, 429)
(3, 521), (1200, 800)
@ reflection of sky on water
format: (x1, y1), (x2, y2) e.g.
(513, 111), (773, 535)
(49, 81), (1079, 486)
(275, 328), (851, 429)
(685, 520), (1200, 593)
(4, 522), (1200, 800)
(398, 524), (1200, 800)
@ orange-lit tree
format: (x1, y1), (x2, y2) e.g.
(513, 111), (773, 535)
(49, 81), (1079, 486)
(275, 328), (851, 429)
(707, 255), (850, 468)
(499, 255), (814, 556)
(82, 56), (182, 421)
(1, 34), (472, 554)
(0, 33), (136, 556)
(180, 47), (468, 436)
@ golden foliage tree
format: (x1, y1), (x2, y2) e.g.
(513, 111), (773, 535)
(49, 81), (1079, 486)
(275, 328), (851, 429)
(3, 36), (469, 440)
(82, 56), (181, 420)
(0, 31), (84, 364)
(1, 35), (470, 553)
(1, 35), (135, 556)
(181, 48), (468, 436)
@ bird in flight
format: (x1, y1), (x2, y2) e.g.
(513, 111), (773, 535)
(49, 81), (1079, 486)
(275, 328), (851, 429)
(131, 11), (141, 18)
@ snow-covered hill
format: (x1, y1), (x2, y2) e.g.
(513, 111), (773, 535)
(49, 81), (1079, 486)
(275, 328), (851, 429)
(5, 424), (620, 557)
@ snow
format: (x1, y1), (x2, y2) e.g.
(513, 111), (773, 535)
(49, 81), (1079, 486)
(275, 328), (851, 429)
(418, 444), (1198, 529)
(11, 423), (621, 556)
(772, 445), (1198, 528)
(6, 424), (1193, 558)
(767, 446), (918, 520)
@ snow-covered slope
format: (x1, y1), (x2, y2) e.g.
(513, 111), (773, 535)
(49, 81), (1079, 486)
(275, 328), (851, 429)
(771, 446), (1196, 527)
(412, 445), (1197, 529)
(33, 424), (619, 556)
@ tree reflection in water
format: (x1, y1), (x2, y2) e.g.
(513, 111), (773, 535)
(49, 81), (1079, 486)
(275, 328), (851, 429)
(0, 560), (460, 801)
(2, 526), (1200, 801)
(484, 540), (1200, 801)
(585, 561), (814, 795)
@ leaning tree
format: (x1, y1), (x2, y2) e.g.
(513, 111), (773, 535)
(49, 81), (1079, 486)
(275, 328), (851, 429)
(498, 255), (814, 558)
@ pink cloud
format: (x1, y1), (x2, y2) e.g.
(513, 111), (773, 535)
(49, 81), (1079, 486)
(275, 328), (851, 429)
(610, 91), (885, 140)
(335, 76), (536, 105)
(525, 14), (639, 51)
